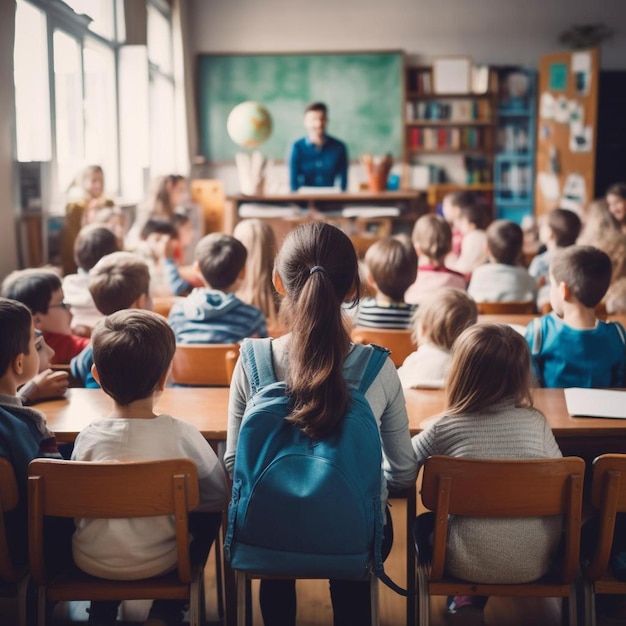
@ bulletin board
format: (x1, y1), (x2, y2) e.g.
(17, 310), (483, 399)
(534, 48), (599, 217)
(197, 51), (404, 163)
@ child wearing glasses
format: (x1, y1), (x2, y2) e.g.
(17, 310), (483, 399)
(1, 269), (89, 363)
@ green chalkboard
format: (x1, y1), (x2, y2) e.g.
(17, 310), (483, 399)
(198, 51), (403, 162)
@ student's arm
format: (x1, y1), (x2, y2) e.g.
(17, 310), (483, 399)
(163, 258), (192, 296)
(224, 357), (250, 477)
(524, 320), (545, 387)
(337, 142), (348, 191)
(411, 422), (439, 467)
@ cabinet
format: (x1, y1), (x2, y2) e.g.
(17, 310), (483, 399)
(404, 66), (498, 203)
(493, 68), (536, 224)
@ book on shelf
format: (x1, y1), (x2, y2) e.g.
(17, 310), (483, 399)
(406, 99), (492, 122)
(409, 127), (483, 150)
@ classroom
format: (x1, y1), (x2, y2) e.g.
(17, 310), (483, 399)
(2, 1), (626, 626)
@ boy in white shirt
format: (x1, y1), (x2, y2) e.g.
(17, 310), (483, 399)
(71, 309), (229, 626)
(468, 220), (537, 304)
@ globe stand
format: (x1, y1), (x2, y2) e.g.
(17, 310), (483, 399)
(235, 150), (266, 196)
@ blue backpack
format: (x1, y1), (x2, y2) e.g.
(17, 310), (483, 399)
(224, 338), (406, 594)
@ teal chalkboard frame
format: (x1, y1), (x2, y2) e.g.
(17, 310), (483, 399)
(198, 51), (404, 163)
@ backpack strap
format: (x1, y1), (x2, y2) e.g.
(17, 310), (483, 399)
(611, 321), (626, 347)
(241, 337), (277, 394)
(530, 317), (542, 356)
(357, 345), (391, 394)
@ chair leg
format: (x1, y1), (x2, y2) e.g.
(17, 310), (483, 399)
(17, 575), (29, 626)
(568, 583), (578, 626)
(215, 527), (225, 619)
(584, 582), (596, 626)
(189, 569), (204, 626)
(37, 586), (46, 626)
(406, 487), (417, 626)
(236, 571), (247, 626)
(370, 574), (380, 626)
(416, 565), (430, 626)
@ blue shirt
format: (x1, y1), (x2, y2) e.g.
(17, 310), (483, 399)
(525, 312), (626, 388)
(289, 134), (348, 191)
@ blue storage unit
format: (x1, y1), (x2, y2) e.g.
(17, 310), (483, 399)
(494, 69), (536, 224)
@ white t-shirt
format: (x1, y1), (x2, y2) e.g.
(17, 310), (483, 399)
(71, 414), (229, 580)
(397, 343), (451, 389)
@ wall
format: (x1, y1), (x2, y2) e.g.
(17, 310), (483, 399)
(188, 0), (626, 192)
(0, 1), (18, 277)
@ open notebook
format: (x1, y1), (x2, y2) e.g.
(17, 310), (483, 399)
(564, 388), (626, 419)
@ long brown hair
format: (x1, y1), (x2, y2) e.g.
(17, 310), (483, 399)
(151, 174), (185, 220)
(275, 222), (360, 439)
(445, 323), (533, 415)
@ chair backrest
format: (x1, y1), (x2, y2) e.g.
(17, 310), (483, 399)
(153, 296), (183, 319)
(585, 454), (626, 581)
(351, 328), (416, 367)
(190, 179), (225, 234)
(171, 344), (239, 386)
(0, 458), (20, 583)
(27, 458), (199, 585)
(475, 300), (536, 315)
(421, 456), (585, 582)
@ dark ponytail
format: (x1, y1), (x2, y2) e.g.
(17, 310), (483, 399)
(275, 222), (360, 439)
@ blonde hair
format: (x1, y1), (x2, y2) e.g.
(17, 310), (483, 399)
(233, 219), (279, 326)
(412, 214), (452, 265)
(414, 288), (478, 350)
(445, 324), (533, 415)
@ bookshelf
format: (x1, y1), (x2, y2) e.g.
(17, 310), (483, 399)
(493, 68), (536, 224)
(404, 65), (498, 204)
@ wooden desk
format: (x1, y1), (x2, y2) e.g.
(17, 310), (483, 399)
(224, 190), (425, 234)
(42, 387), (626, 455)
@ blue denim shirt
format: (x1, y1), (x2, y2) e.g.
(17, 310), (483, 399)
(288, 134), (348, 191)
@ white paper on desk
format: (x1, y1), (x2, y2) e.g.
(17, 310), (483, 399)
(564, 388), (626, 419)
(341, 206), (400, 218)
(297, 186), (339, 194)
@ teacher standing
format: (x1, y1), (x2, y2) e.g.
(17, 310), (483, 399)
(289, 102), (348, 191)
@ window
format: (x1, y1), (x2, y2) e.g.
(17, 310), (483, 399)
(14, 0), (51, 162)
(61, 0), (115, 40)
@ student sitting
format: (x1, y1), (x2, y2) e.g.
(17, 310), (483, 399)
(405, 214), (466, 305)
(447, 196), (489, 277)
(139, 218), (192, 297)
(168, 233), (267, 344)
(398, 288), (477, 389)
(0, 298), (62, 571)
(1, 269), (90, 364)
(468, 220), (537, 303)
(355, 236), (417, 329)
(71, 309), (229, 626)
(18, 329), (69, 405)
(528, 208), (581, 310)
(63, 224), (120, 336)
(71, 252), (151, 388)
(525, 245), (626, 388)
(412, 324), (563, 623)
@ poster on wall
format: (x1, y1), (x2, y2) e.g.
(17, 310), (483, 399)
(549, 62), (568, 91)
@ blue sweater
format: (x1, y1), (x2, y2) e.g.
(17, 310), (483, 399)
(71, 345), (99, 388)
(168, 288), (267, 344)
(289, 134), (348, 191)
(525, 312), (626, 388)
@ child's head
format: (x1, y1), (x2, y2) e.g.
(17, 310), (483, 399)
(81, 165), (104, 199)
(194, 233), (247, 291)
(539, 208), (582, 249)
(413, 288), (478, 349)
(74, 224), (120, 272)
(91, 309), (175, 406)
(486, 219), (523, 265)
(0, 297), (38, 385)
(152, 174), (187, 219)
(34, 329), (55, 371)
(411, 214), (452, 265)
(606, 182), (626, 225)
(140, 218), (178, 242)
(364, 236), (417, 302)
(455, 199), (489, 234)
(442, 191), (474, 225)
(446, 323), (533, 415)
(88, 251), (151, 315)
(274, 222), (359, 438)
(1, 269), (72, 335)
(550, 245), (612, 311)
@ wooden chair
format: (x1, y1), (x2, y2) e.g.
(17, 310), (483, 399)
(583, 454), (626, 626)
(28, 458), (207, 626)
(171, 344), (239, 386)
(0, 458), (27, 626)
(415, 456), (585, 626)
(152, 296), (183, 319)
(475, 300), (536, 315)
(351, 328), (416, 367)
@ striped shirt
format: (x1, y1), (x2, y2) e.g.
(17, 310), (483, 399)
(355, 298), (416, 330)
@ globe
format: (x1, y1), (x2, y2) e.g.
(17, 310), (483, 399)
(226, 101), (272, 149)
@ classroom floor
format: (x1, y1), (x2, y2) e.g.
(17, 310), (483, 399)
(0, 498), (564, 626)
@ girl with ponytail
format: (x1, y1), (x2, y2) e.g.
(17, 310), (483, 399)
(225, 222), (416, 625)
